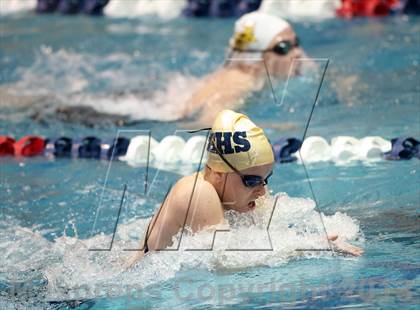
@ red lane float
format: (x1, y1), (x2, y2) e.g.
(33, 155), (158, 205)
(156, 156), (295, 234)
(0, 136), (15, 156)
(13, 135), (45, 157)
(336, 0), (400, 18)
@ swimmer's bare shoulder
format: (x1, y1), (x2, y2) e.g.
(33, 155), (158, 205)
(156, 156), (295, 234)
(126, 172), (225, 268)
(181, 68), (257, 126)
(171, 172), (225, 232)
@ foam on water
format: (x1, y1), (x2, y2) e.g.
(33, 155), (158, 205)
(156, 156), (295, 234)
(0, 192), (363, 306)
(2, 47), (199, 121)
(69, 73), (196, 121)
(5, 47), (129, 97)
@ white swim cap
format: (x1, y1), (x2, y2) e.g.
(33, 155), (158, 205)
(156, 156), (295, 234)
(230, 12), (291, 51)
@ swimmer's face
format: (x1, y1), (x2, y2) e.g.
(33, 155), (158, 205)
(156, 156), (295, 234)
(263, 27), (305, 77)
(219, 163), (274, 213)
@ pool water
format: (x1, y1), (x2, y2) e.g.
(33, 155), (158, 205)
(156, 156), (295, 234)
(1, 13), (419, 309)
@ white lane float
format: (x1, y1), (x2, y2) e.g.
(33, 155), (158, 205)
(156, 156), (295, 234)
(113, 134), (403, 169)
(295, 135), (394, 165)
(152, 135), (186, 164)
(358, 136), (392, 159)
(119, 135), (158, 167)
(181, 136), (208, 164)
(331, 136), (360, 162)
(298, 136), (331, 164)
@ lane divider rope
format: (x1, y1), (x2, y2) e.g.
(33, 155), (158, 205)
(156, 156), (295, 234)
(1, 135), (419, 164)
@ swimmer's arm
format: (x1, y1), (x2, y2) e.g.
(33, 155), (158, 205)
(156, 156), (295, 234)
(126, 196), (177, 269)
(125, 240), (145, 269)
(328, 235), (364, 256)
(296, 235), (363, 258)
(125, 204), (176, 269)
(126, 226), (157, 268)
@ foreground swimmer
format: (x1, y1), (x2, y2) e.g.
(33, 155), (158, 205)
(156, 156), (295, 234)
(182, 12), (308, 126)
(127, 110), (363, 266)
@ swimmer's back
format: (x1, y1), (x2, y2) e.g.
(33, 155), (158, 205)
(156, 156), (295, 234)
(183, 68), (257, 125)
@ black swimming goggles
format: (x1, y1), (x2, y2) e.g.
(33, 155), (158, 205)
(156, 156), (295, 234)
(233, 37), (300, 56)
(209, 136), (272, 188)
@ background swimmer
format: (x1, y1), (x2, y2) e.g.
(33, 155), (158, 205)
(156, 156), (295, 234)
(0, 12), (307, 128)
(182, 12), (308, 126)
(128, 110), (363, 267)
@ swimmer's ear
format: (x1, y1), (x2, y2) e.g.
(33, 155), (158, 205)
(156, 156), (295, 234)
(205, 165), (226, 186)
(213, 171), (228, 186)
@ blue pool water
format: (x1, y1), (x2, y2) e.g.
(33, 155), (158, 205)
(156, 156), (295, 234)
(1, 13), (419, 309)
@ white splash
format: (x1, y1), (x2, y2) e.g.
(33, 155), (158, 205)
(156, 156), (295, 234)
(3, 47), (199, 121)
(0, 192), (363, 304)
(68, 73), (196, 121)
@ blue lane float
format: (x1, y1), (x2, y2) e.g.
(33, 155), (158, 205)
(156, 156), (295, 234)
(101, 137), (130, 160)
(36, 0), (109, 15)
(36, 0), (59, 13)
(44, 136), (129, 159)
(403, 0), (420, 15)
(183, 0), (262, 18)
(384, 137), (420, 160)
(272, 137), (302, 163)
(57, 0), (82, 14)
(72, 136), (102, 159)
(44, 137), (73, 157)
(82, 0), (110, 15)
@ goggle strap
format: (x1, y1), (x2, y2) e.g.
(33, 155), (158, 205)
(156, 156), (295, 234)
(231, 37), (299, 54)
(210, 136), (270, 188)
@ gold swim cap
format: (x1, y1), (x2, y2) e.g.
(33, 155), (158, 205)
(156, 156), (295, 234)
(207, 110), (274, 173)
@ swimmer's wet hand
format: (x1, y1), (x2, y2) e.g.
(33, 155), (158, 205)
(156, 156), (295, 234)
(328, 235), (364, 257)
(125, 251), (145, 270)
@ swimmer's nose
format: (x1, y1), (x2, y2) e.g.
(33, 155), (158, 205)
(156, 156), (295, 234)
(293, 47), (305, 59)
(253, 185), (266, 197)
(291, 48), (308, 75)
